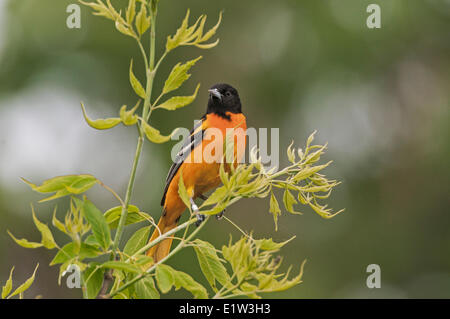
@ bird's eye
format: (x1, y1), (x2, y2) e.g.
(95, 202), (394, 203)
(225, 91), (232, 97)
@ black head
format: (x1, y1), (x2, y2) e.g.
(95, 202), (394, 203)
(206, 83), (242, 118)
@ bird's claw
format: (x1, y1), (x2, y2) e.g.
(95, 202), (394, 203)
(215, 209), (225, 220)
(190, 198), (205, 227)
(195, 213), (205, 227)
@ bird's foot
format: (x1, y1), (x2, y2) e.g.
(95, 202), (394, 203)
(195, 213), (206, 227)
(190, 198), (205, 227)
(216, 209), (225, 220)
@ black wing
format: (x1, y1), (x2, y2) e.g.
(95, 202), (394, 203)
(160, 117), (205, 206)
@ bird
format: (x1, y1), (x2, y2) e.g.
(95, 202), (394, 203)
(146, 83), (247, 263)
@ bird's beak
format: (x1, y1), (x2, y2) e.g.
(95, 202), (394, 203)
(208, 88), (222, 101)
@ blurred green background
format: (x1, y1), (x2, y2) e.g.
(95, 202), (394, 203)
(0, 0), (449, 299)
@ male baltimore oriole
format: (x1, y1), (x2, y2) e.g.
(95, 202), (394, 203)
(146, 83), (247, 262)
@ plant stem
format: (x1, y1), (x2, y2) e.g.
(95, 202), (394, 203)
(112, 3), (158, 259)
(108, 217), (210, 298)
(125, 218), (197, 262)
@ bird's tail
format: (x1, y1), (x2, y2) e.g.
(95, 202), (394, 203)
(146, 212), (178, 263)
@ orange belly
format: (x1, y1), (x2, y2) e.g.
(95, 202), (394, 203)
(163, 112), (247, 223)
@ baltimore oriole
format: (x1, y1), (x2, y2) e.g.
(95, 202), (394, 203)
(146, 83), (247, 262)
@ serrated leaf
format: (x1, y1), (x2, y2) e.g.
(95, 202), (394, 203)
(7, 264), (38, 299)
(123, 226), (151, 256)
(7, 231), (43, 249)
(135, 277), (159, 299)
(82, 198), (111, 251)
(2, 267), (14, 299)
(162, 57), (202, 94)
(135, 2), (150, 35)
(193, 239), (230, 290)
(156, 84), (200, 111)
(129, 60), (146, 99)
(81, 103), (121, 130)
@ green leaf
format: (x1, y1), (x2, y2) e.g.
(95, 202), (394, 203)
(82, 199), (111, 251)
(162, 57), (202, 94)
(101, 261), (141, 274)
(193, 239), (230, 290)
(166, 9), (190, 51)
(198, 11), (222, 43)
(79, 0), (114, 20)
(155, 264), (175, 293)
(104, 205), (145, 229)
(156, 84), (200, 111)
(126, 0), (136, 24)
(22, 174), (98, 202)
(195, 39), (220, 50)
(52, 209), (67, 235)
(172, 268), (208, 299)
(287, 141), (296, 164)
(2, 267), (14, 299)
(7, 230), (43, 249)
(283, 188), (300, 214)
(115, 20), (135, 37)
(83, 264), (103, 299)
(254, 237), (294, 251)
(129, 60), (146, 99)
(8, 264), (39, 299)
(201, 186), (227, 207)
(84, 235), (100, 247)
(156, 264), (207, 298)
(269, 192), (281, 231)
(31, 206), (56, 249)
(81, 103), (121, 130)
(123, 226), (151, 256)
(135, 277), (159, 299)
(141, 121), (175, 144)
(177, 169), (191, 209)
(50, 242), (102, 265)
(135, 2), (150, 35)
(119, 101), (140, 126)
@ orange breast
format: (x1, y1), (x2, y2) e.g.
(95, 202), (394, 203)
(162, 112), (247, 222)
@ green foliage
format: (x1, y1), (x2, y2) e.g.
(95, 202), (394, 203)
(1, 264), (39, 299)
(198, 131), (344, 229)
(156, 264), (208, 298)
(5, 0), (342, 299)
(21, 174), (98, 202)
